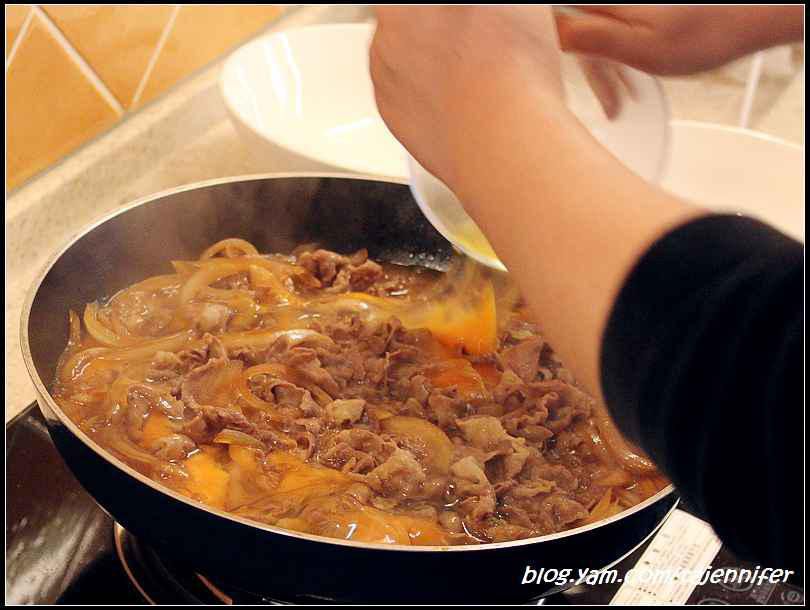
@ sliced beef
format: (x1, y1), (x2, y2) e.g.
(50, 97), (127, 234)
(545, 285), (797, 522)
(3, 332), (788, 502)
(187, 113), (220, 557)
(68, 246), (636, 547)
(394, 397), (427, 419)
(298, 248), (383, 293)
(329, 260), (384, 293)
(450, 456), (497, 528)
(456, 415), (537, 495)
(520, 458), (579, 492)
(325, 399), (366, 427)
(248, 374), (321, 419)
(427, 390), (466, 430)
(150, 433), (196, 461)
(191, 302), (233, 333)
(125, 383), (184, 441)
(499, 336), (544, 383)
(485, 443), (533, 484)
(180, 356), (243, 408)
(365, 448), (426, 497)
(456, 415), (520, 453)
(291, 428), (319, 460)
(500, 393), (555, 443)
(318, 429), (396, 474)
(527, 381), (593, 433)
(493, 369), (527, 411)
(541, 494), (589, 528)
(111, 292), (174, 337)
(182, 404), (257, 443)
(484, 522), (535, 542)
(177, 333), (227, 368)
(281, 347), (341, 398)
(151, 350), (184, 371)
(438, 510), (464, 534)
(319, 351), (366, 385)
(125, 385), (155, 440)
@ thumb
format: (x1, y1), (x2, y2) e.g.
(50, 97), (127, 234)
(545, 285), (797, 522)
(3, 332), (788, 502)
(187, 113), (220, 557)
(555, 12), (640, 66)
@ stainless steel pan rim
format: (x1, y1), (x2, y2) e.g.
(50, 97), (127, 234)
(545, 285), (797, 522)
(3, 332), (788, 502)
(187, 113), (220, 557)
(20, 172), (675, 553)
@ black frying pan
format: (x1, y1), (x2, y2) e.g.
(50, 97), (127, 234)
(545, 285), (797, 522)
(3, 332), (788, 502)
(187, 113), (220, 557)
(21, 174), (677, 604)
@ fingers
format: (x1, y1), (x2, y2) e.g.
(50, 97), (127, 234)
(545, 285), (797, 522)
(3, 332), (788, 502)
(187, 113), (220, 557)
(614, 64), (639, 102)
(578, 58), (621, 120)
(578, 58), (643, 121)
(558, 10), (695, 76)
(564, 6), (632, 22)
(555, 12), (630, 58)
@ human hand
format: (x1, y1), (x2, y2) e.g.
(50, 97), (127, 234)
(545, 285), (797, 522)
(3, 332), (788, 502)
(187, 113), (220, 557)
(371, 6), (699, 400)
(370, 6), (569, 190)
(577, 56), (639, 120)
(556, 6), (804, 76)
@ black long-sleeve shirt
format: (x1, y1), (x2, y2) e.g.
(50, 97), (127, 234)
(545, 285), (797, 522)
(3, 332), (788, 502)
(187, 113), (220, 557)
(601, 214), (803, 577)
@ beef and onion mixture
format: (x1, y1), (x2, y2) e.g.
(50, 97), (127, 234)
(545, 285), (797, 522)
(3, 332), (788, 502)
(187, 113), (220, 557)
(54, 238), (666, 546)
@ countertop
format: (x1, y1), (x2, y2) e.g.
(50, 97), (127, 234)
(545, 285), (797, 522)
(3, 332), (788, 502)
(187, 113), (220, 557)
(5, 7), (804, 422)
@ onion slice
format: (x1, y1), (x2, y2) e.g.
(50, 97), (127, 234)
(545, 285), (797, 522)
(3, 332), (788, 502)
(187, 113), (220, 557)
(200, 238), (260, 260)
(591, 401), (657, 474)
(213, 428), (264, 448)
(83, 302), (127, 347)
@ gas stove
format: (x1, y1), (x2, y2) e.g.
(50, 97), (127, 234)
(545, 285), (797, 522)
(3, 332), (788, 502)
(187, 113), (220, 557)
(6, 404), (804, 605)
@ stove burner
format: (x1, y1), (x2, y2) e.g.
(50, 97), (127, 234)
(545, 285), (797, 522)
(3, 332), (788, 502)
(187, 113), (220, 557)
(112, 524), (554, 605)
(114, 524), (281, 605)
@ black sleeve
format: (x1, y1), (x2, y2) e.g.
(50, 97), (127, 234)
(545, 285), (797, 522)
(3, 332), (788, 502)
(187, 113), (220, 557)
(601, 214), (804, 576)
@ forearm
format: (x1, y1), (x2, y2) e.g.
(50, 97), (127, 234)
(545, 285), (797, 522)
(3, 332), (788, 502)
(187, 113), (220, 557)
(447, 91), (700, 398)
(556, 5), (804, 76)
(738, 5), (805, 52)
(602, 215), (804, 571)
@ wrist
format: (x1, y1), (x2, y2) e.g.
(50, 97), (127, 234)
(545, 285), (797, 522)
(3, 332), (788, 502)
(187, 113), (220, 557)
(442, 81), (575, 201)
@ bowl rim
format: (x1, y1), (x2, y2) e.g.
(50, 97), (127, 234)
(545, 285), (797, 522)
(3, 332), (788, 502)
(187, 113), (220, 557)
(407, 155), (508, 272)
(219, 23), (407, 179)
(670, 118), (804, 151)
(21, 171), (675, 553)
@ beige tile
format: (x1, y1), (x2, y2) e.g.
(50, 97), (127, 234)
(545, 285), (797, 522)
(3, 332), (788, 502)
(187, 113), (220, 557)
(6, 13), (120, 190)
(42, 4), (173, 107)
(137, 4), (283, 106)
(5, 4), (30, 58)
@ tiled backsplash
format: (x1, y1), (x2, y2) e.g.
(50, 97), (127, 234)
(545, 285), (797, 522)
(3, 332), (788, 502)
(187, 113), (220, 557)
(5, 4), (284, 191)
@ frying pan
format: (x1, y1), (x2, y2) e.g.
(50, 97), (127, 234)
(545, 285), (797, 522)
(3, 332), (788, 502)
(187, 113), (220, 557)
(21, 174), (677, 603)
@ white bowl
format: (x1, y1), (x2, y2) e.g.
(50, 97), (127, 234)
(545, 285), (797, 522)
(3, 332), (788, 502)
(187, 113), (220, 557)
(220, 24), (803, 254)
(221, 23), (672, 183)
(221, 23), (406, 178)
(412, 121), (804, 270)
(221, 23), (671, 270)
(662, 120), (804, 242)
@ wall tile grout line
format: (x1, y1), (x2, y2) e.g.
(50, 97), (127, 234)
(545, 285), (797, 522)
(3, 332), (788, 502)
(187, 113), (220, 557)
(5, 7), (35, 71)
(30, 5), (125, 115)
(130, 4), (181, 109)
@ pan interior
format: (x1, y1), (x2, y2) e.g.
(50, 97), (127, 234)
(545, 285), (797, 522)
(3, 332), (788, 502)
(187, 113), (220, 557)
(27, 176), (453, 385)
(23, 174), (674, 554)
